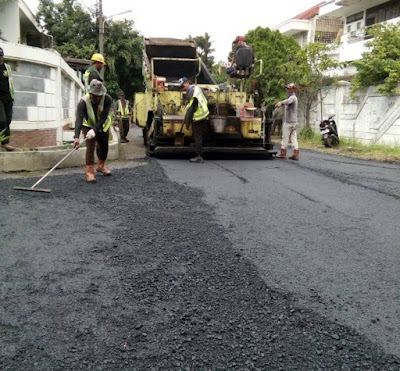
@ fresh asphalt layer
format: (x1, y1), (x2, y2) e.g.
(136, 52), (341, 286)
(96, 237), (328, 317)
(159, 149), (400, 359)
(0, 150), (399, 369)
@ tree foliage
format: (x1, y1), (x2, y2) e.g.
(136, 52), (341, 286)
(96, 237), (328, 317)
(295, 42), (342, 126)
(188, 33), (215, 69)
(37, 0), (96, 58)
(246, 27), (341, 126)
(245, 27), (301, 112)
(351, 22), (400, 96)
(36, 0), (143, 98)
(103, 20), (143, 98)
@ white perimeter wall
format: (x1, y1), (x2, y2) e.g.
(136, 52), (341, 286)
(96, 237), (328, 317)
(308, 82), (400, 146)
(2, 41), (84, 144)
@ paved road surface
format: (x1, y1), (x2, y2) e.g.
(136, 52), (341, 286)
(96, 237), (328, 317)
(159, 150), (400, 357)
(0, 147), (399, 369)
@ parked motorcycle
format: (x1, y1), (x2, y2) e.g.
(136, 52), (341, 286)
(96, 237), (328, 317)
(320, 115), (339, 148)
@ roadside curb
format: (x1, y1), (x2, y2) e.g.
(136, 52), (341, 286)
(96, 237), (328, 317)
(0, 126), (147, 173)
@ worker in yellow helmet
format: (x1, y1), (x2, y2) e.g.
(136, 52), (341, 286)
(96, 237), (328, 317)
(84, 53), (106, 93)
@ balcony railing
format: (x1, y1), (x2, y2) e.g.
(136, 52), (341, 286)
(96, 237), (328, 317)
(347, 28), (365, 43)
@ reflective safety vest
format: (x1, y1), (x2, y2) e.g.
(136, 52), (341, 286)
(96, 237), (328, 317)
(4, 63), (14, 100)
(82, 94), (112, 132)
(84, 66), (102, 93)
(118, 99), (130, 118)
(186, 85), (209, 122)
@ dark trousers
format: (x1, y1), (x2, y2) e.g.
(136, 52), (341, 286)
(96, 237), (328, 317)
(0, 99), (13, 145)
(271, 119), (283, 136)
(192, 120), (206, 156)
(118, 118), (130, 140)
(82, 126), (109, 165)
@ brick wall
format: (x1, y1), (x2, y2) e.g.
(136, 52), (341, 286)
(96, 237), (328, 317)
(9, 129), (57, 148)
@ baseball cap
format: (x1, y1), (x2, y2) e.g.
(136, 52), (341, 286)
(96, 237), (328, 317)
(178, 77), (188, 87)
(286, 82), (296, 89)
(88, 79), (107, 96)
(233, 36), (245, 43)
(0, 47), (4, 57)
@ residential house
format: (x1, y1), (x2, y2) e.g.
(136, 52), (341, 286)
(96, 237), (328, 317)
(320, 0), (400, 63)
(275, 0), (400, 145)
(274, 2), (344, 48)
(0, 0), (84, 149)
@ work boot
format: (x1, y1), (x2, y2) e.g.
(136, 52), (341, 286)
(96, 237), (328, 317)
(120, 138), (129, 143)
(289, 149), (299, 161)
(85, 165), (97, 183)
(276, 148), (287, 159)
(189, 155), (204, 163)
(2, 143), (15, 151)
(96, 159), (112, 175)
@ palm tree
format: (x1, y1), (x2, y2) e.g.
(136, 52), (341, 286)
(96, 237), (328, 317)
(193, 33), (215, 69)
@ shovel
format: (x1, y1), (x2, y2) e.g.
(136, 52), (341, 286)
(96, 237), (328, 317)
(174, 121), (185, 146)
(13, 140), (85, 193)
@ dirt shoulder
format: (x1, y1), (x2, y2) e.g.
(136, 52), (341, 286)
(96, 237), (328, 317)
(271, 134), (400, 163)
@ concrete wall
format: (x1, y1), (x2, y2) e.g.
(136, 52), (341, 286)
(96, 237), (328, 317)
(0, 128), (120, 172)
(2, 41), (84, 148)
(0, 0), (19, 43)
(309, 82), (400, 146)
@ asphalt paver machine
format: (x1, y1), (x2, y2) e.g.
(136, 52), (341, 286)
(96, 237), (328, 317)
(134, 37), (275, 158)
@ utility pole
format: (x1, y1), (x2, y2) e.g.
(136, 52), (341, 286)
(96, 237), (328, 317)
(98, 0), (104, 77)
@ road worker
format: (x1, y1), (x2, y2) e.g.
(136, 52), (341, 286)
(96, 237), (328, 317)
(179, 77), (209, 163)
(73, 79), (113, 182)
(115, 91), (132, 143)
(0, 47), (15, 151)
(275, 82), (299, 160)
(84, 53), (106, 93)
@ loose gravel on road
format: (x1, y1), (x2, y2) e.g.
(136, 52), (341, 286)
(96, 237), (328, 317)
(1, 159), (399, 370)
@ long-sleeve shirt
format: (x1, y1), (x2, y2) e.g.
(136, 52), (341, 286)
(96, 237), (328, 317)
(0, 63), (12, 102)
(87, 66), (103, 84)
(280, 93), (298, 123)
(74, 94), (112, 138)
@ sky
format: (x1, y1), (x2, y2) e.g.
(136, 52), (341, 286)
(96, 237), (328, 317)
(24, 0), (320, 62)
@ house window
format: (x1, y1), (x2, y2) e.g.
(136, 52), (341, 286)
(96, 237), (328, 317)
(366, 0), (400, 26)
(347, 25), (351, 32)
(346, 11), (364, 24)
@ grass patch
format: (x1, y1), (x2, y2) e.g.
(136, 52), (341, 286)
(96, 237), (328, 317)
(295, 128), (400, 163)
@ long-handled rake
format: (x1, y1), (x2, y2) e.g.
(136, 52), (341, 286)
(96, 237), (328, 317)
(13, 141), (84, 193)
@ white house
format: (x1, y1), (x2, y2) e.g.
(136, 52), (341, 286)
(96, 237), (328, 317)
(320, 0), (400, 63)
(0, 0), (84, 149)
(275, 0), (400, 146)
(276, 0), (400, 66)
(274, 2), (344, 48)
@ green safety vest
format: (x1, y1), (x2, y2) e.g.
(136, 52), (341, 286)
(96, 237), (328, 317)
(84, 66), (102, 93)
(4, 63), (14, 100)
(118, 99), (130, 118)
(82, 93), (112, 132)
(186, 85), (209, 122)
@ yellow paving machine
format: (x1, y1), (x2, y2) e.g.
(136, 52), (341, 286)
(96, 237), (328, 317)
(133, 37), (275, 158)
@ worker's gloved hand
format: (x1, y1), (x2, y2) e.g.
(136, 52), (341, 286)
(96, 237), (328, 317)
(73, 138), (80, 149)
(86, 129), (96, 140)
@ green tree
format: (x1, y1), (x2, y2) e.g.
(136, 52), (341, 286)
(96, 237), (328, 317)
(351, 22), (400, 96)
(103, 19), (143, 98)
(36, 0), (143, 98)
(37, 0), (97, 59)
(244, 27), (301, 114)
(189, 33), (215, 69)
(294, 42), (342, 128)
(210, 64), (227, 85)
